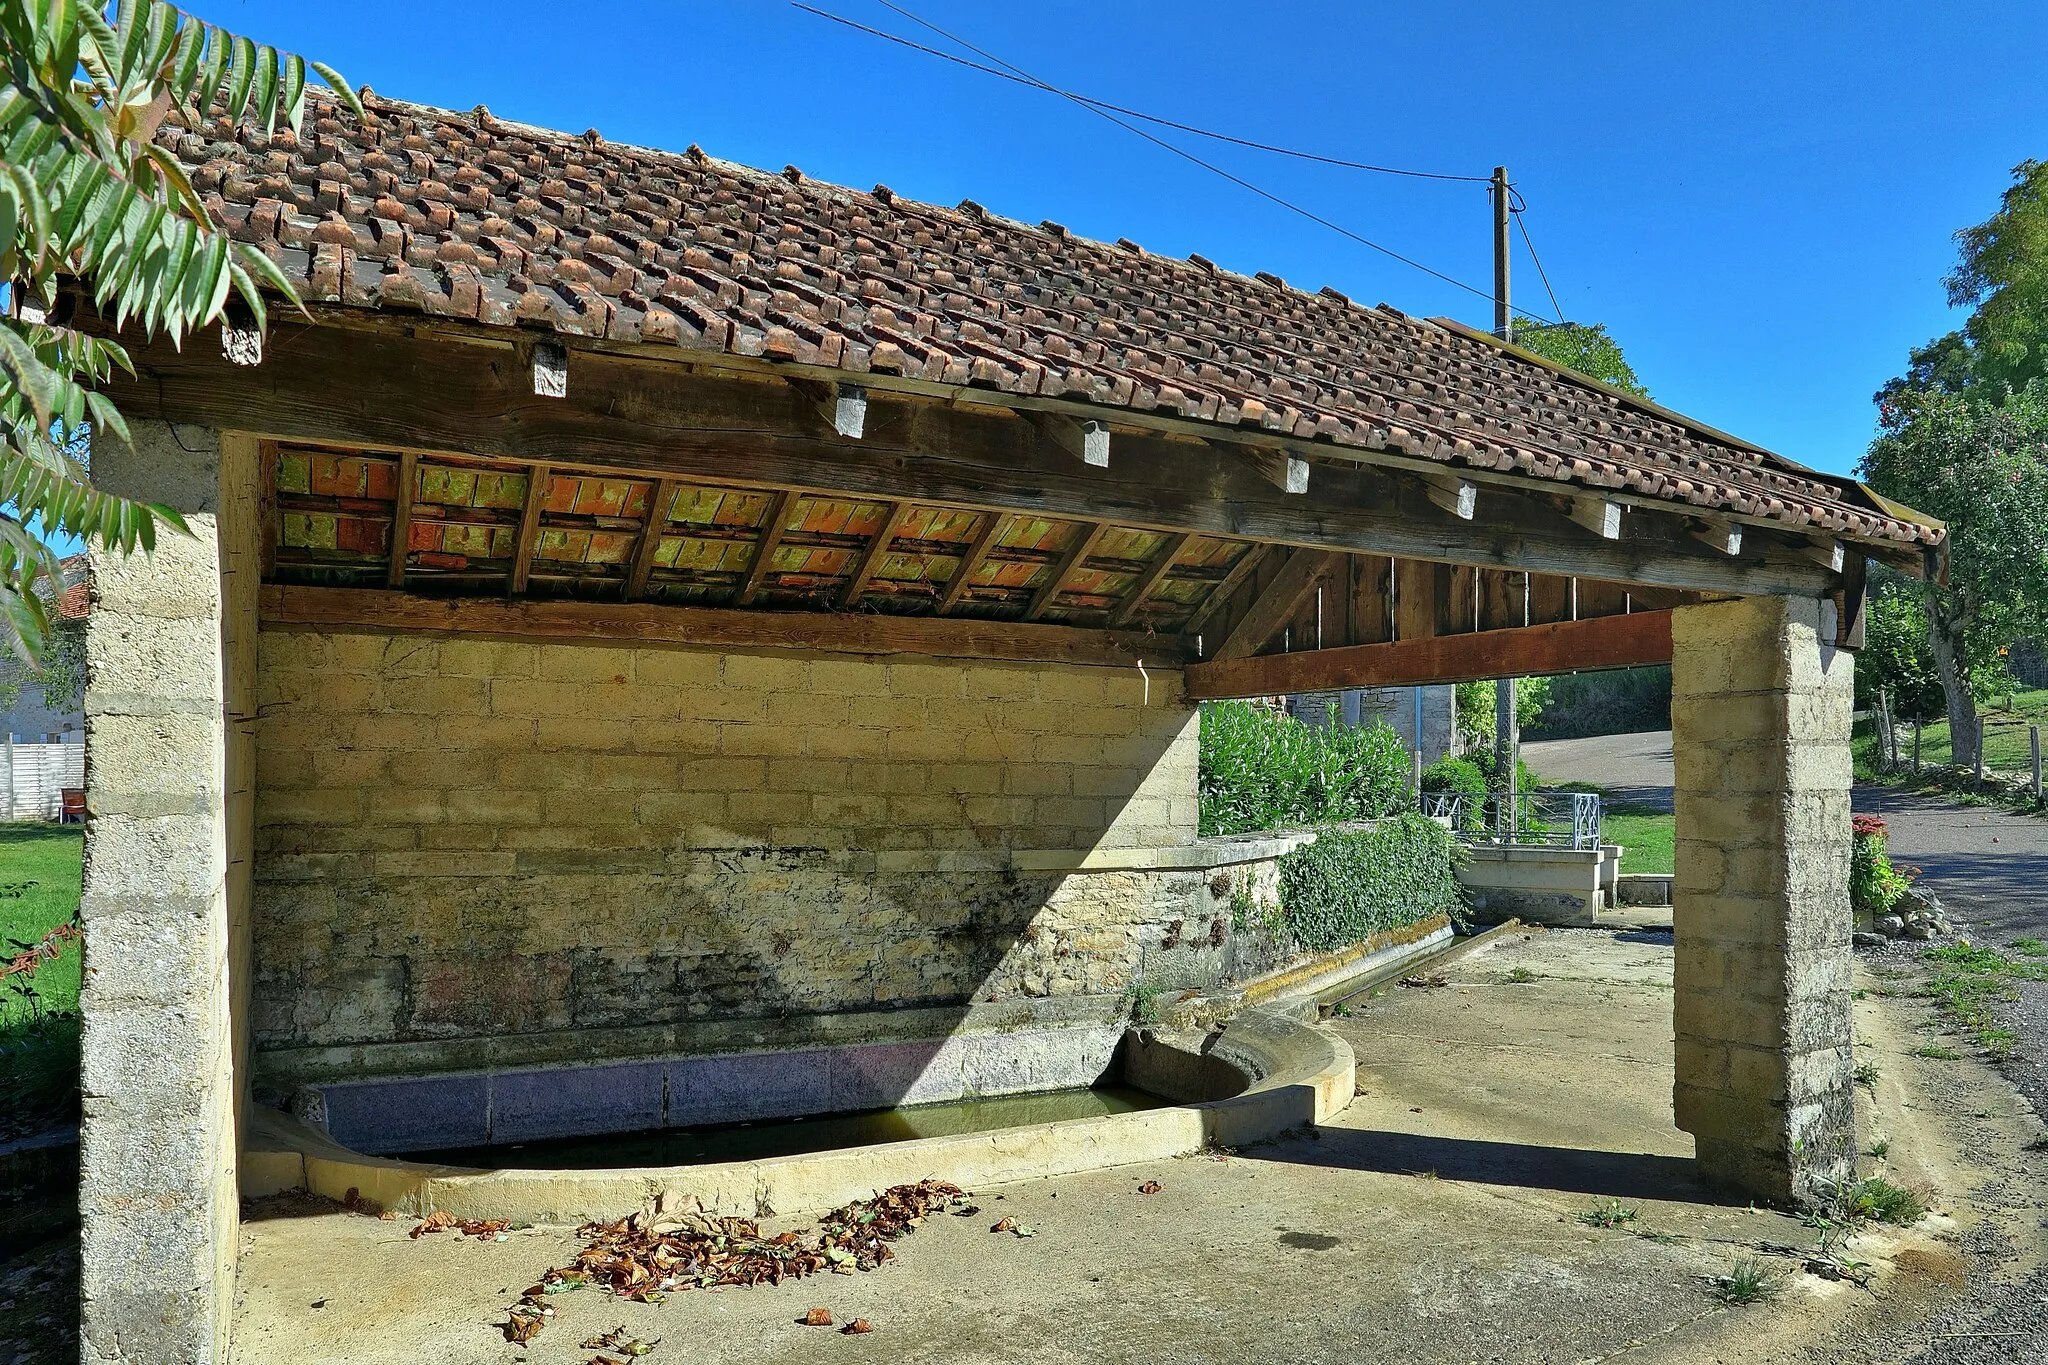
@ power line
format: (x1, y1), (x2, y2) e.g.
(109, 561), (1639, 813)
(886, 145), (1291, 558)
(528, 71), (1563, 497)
(1511, 206), (1568, 328)
(807, 1), (1560, 324)
(789, 4), (1489, 184)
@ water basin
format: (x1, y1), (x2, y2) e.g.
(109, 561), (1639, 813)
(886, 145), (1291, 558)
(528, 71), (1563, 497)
(403, 1084), (1166, 1170)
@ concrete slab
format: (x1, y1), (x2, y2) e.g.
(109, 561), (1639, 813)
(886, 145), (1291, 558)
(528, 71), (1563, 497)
(230, 930), (2048, 1365)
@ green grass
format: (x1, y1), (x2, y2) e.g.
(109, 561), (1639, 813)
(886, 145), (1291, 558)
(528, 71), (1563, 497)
(1919, 941), (2048, 1057)
(1857, 686), (2048, 773)
(1602, 809), (1674, 875)
(0, 823), (84, 1144)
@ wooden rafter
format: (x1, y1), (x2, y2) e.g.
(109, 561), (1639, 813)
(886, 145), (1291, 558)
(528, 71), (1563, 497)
(1188, 609), (1676, 700)
(735, 489), (796, 607)
(939, 511), (1010, 615)
(386, 450), (418, 588)
(624, 478), (679, 600)
(1212, 548), (1341, 660)
(1109, 532), (1190, 628)
(508, 463), (551, 595)
(261, 584), (1188, 669)
(1185, 544), (1270, 641)
(839, 500), (911, 610)
(1024, 521), (1109, 622)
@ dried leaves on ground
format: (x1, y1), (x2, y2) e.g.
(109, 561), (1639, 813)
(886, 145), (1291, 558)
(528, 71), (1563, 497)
(409, 1210), (510, 1240)
(498, 1180), (963, 1345)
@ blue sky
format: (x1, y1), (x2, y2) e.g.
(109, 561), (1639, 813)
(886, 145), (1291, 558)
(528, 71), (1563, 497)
(222, 0), (2046, 477)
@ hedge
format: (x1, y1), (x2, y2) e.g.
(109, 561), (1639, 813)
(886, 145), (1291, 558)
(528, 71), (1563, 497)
(1278, 812), (1467, 952)
(1198, 700), (1410, 837)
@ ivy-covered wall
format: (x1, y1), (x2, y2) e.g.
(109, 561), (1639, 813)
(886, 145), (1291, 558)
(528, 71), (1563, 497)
(1278, 814), (1465, 951)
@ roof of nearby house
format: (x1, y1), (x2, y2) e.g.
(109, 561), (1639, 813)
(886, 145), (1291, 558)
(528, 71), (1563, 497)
(163, 93), (1941, 550)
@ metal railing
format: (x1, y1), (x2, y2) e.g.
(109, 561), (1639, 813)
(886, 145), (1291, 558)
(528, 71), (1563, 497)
(1419, 789), (1603, 851)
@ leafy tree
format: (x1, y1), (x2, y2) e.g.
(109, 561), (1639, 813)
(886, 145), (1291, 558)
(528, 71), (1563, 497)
(1882, 161), (2048, 401)
(1861, 384), (2048, 767)
(1510, 321), (1650, 399)
(0, 1), (355, 663)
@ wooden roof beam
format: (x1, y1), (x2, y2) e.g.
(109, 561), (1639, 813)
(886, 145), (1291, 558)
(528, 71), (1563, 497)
(386, 450), (417, 588)
(1184, 544), (1271, 642)
(1028, 412), (1110, 467)
(734, 488), (795, 606)
(839, 500), (912, 609)
(1109, 532), (1190, 628)
(1691, 515), (1743, 557)
(1243, 448), (1309, 495)
(624, 478), (680, 600)
(1569, 496), (1624, 540)
(1422, 472), (1478, 521)
(1188, 609), (1675, 700)
(1024, 521), (1110, 621)
(508, 463), (550, 594)
(938, 511), (1009, 615)
(1212, 547), (1342, 660)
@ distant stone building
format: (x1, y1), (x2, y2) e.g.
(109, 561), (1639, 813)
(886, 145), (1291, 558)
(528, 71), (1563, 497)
(1286, 686), (1457, 765)
(0, 556), (86, 742)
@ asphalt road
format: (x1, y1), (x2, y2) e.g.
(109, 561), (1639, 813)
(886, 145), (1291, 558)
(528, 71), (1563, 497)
(1526, 729), (2048, 1364)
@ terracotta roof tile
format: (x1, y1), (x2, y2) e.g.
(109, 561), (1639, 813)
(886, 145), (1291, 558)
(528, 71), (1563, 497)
(166, 95), (1939, 549)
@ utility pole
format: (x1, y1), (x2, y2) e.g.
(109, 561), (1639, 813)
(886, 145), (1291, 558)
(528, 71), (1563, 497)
(1490, 165), (1520, 810)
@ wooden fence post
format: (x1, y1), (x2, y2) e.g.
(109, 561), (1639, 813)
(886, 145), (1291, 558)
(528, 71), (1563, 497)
(1912, 720), (1922, 774)
(2032, 724), (2042, 801)
(1976, 717), (1987, 785)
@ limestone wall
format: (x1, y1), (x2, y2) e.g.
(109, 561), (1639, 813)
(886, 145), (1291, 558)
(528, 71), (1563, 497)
(251, 632), (1217, 1080)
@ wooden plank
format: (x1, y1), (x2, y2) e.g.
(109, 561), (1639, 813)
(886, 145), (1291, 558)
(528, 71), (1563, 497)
(509, 463), (550, 594)
(1477, 568), (1523, 632)
(113, 325), (1844, 598)
(260, 584), (1190, 669)
(1187, 610), (1676, 700)
(1109, 531), (1190, 628)
(938, 511), (1009, 615)
(1185, 543), (1270, 641)
(1393, 558), (1446, 642)
(624, 478), (679, 601)
(1213, 548), (1340, 660)
(256, 438), (279, 579)
(1024, 520), (1109, 622)
(734, 489), (795, 607)
(1349, 556), (1392, 645)
(1527, 573), (1574, 625)
(387, 450), (418, 588)
(1447, 564), (1478, 635)
(1577, 578), (1630, 619)
(839, 500), (912, 610)
(1835, 554), (1869, 650)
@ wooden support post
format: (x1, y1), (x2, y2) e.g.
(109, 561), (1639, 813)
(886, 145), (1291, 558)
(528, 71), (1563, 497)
(386, 450), (417, 589)
(1109, 532), (1189, 628)
(1477, 568), (1523, 632)
(839, 500), (912, 610)
(1527, 573), (1573, 625)
(1028, 412), (1111, 467)
(1349, 556), (1393, 645)
(735, 489), (796, 607)
(1912, 720), (1922, 774)
(1023, 521), (1110, 621)
(1976, 717), (1987, 785)
(257, 440), (279, 579)
(938, 511), (1009, 615)
(1186, 543), (1270, 644)
(1244, 449), (1309, 494)
(1568, 498), (1623, 540)
(1212, 548), (1339, 660)
(508, 463), (550, 594)
(624, 478), (679, 601)
(1393, 559), (1446, 642)
(2032, 724), (2042, 800)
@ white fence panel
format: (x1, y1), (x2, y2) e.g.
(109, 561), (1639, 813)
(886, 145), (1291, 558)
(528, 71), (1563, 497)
(3, 741), (85, 821)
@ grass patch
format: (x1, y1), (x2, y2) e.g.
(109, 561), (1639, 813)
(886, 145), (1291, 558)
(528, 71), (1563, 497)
(1575, 1198), (1638, 1229)
(1831, 1176), (1926, 1225)
(1601, 810), (1674, 875)
(1504, 966), (1537, 984)
(1853, 1060), (1880, 1090)
(1919, 941), (2048, 1056)
(1867, 1139), (1889, 1160)
(0, 823), (84, 1144)
(1853, 690), (2048, 816)
(1712, 1257), (1780, 1304)
(1915, 1042), (1962, 1060)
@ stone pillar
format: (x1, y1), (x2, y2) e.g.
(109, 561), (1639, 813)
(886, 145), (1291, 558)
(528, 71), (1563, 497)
(80, 422), (239, 1363)
(1670, 595), (1856, 1206)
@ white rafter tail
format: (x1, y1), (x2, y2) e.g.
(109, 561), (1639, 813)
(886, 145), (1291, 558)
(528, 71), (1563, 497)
(1246, 448), (1310, 495)
(1792, 537), (1847, 573)
(830, 383), (868, 439)
(1423, 473), (1478, 520)
(222, 324), (263, 367)
(1028, 412), (1112, 467)
(1569, 496), (1623, 540)
(1693, 516), (1743, 556)
(532, 341), (568, 398)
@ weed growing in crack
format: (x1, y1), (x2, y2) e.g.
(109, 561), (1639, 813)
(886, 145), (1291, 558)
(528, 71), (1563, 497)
(1867, 1139), (1890, 1160)
(1713, 1258), (1780, 1304)
(1504, 966), (1536, 984)
(1854, 1061), (1880, 1091)
(1828, 1176), (1925, 1225)
(1920, 942), (2048, 1055)
(1575, 1199), (1638, 1229)
(1915, 1042), (1963, 1060)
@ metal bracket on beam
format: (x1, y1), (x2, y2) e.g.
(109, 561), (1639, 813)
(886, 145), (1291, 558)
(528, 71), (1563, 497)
(1028, 412), (1111, 467)
(1244, 448), (1309, 494)
(1422, 473), (1478, 520)
(1692, 516), (1743, 556)
(532, 341), (568, 398)
(1568, 497), (1623, 540)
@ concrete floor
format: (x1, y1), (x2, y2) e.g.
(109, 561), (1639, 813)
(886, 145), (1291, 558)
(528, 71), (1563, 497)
(230, 929), (2048, 1365)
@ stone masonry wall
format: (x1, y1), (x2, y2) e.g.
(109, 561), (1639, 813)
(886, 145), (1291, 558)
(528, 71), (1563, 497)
(252, 632), (1204, 1075)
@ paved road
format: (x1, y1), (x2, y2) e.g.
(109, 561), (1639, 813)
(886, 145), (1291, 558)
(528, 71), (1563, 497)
(1527, 729), (2048, 1363)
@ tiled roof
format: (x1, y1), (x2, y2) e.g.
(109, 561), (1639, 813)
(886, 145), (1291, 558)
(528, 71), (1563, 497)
(166, 93), (1939, 550)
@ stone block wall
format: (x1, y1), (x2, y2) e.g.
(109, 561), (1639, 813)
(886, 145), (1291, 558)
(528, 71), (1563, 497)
(251, 632), (1209, 1079)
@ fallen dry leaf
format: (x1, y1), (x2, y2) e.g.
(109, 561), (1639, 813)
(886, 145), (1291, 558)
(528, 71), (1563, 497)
(803, 1308), (835, 1327)
(1137, 1181), (1161, 1195)
(990, 1217), (1017, 1234)
(503, 1311), (544, 1345)
(841, 1318), (873, 1335)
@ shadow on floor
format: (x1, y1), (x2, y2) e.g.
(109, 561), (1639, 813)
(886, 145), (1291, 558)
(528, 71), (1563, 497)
(1253, 1128), (1735, 1205)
